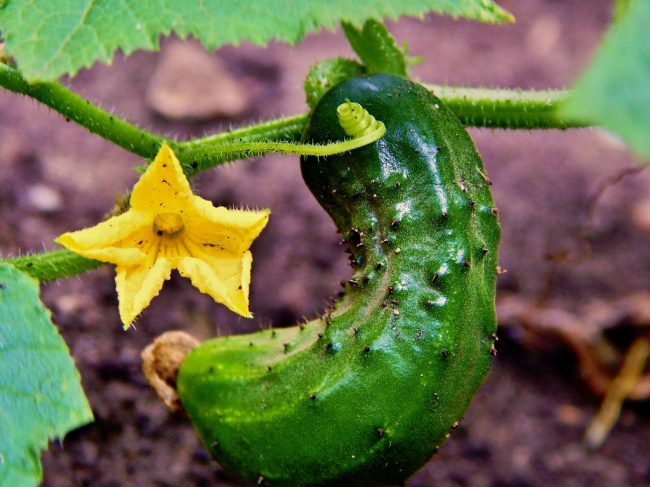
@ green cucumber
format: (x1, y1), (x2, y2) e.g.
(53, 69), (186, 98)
(177, 73), (501, 486)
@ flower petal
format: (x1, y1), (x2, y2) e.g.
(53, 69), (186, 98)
(56, 210), (151, 265)
(177, 252), (253, 318)
(185, 204), (269, 254)
(130, 144), (194, 214)
(115, 258), (173, 328)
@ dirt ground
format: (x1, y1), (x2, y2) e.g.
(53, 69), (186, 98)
(1, 0), (649, 486)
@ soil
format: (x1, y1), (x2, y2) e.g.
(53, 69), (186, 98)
(1, 0), (649, 486)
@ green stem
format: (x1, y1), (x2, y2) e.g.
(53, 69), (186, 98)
(6, 249), (104, 282)
(1, 60), (589, 167)
(176, 113), (309, 149)
(425, 84), (583, 129)
(177, 110), (385, 176)
(0, 63), (164, 158)
(172, 114), (309, 176)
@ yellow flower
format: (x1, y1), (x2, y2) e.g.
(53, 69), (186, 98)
(56, 144), (269, 329)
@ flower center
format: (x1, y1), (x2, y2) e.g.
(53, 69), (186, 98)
(153, 212), (184, 237)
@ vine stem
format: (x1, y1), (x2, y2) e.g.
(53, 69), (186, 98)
(424, 84), (582, 129)
(1, 63), (589, 166)
(177, 111), (385, 176)
(170, 85), (589, 160)
(176, 113), (309, 149)
(0, 63), (164, 158)
(172, 113), (309, 176)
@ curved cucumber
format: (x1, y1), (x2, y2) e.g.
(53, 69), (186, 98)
(177, 73), (501, 486)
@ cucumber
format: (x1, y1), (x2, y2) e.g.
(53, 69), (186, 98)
(177, 73), (500, 486)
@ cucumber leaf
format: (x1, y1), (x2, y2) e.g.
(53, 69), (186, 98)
(0, 0), (513, 82)
(0, 263), (93, 487)
(559, 0), (650, 159)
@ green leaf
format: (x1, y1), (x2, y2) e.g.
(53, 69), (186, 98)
(0, 263), (93, 487)
(559, 0), (650, 159)
(0, 0), (513, 82)
(342, 19), (408, 77)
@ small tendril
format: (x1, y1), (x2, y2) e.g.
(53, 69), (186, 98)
(337, 99), (383, 138)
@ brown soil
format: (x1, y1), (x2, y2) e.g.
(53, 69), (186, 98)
(1, 1), (649, 486)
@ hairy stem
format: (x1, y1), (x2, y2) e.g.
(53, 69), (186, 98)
(172, 114), (309, 175)
(176, 113), (309, 149)
(6, 249), (104, 282)
(0, 63), (164, 158)
(425, 84), (583, 129)
(1, 61), (589, 168)
(177, 114), (385, 176)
